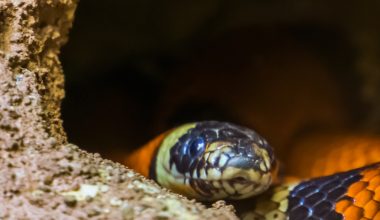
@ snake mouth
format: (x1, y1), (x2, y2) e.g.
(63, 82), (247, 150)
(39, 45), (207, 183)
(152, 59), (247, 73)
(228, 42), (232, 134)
(183, 167), (273, 200)
(168, 149), (274, 200)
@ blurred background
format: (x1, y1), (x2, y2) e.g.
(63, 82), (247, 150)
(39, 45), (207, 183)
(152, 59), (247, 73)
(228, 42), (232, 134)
(61, 1), (380, 164)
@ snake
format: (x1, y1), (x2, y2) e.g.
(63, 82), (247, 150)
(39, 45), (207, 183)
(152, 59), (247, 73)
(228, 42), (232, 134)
(124, 121), (380, 220)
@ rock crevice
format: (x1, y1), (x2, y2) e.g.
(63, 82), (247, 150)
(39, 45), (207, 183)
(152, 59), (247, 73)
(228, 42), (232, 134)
(0, 1), (237, 219)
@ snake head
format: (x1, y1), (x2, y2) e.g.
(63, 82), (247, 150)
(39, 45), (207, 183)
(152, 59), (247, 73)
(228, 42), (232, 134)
(152, 121), (277, 200)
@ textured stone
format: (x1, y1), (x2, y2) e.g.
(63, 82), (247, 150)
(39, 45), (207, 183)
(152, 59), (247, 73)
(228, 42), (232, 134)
(0, 1), (237, 219)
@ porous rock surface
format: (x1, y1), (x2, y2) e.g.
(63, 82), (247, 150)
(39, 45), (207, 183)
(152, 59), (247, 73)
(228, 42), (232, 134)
(0, 0), (237, 219)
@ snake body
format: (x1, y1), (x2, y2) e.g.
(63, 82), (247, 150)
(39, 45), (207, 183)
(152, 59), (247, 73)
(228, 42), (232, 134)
(125, 121), (380, 219)
(237, 163), (380, 220)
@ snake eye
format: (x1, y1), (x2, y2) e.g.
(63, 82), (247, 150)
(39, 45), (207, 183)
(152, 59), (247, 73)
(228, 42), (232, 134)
(188, 137), (205, 157)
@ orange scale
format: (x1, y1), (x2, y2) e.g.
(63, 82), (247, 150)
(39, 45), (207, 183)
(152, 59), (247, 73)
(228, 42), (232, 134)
(343, 206), (364, 220)
(338, 157), (353, 170)
(369, 176), (380, 191)
(352, 157), (366, 170)
(354, 189), (374, 207)
(370, 150), (380, 162)
(311, 160), (325, 177)
(336, 199), (353, 213)
(374, 187), (380, 201)
(363, 200), (380, 219)
(324, 157), (339, 175)
(348, 181), (369, 198)
(374, 211), (380, 220)
(362, 169), (380, 182)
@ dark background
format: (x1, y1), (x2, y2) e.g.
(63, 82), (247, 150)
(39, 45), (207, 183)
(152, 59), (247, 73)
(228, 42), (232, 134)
(61, 1), (380, 162)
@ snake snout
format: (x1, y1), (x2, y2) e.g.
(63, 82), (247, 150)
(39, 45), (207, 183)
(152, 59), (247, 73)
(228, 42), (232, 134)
(216, 142), (275, 199)
(226, 156), (257, 169)
(226, 141), (273, 172)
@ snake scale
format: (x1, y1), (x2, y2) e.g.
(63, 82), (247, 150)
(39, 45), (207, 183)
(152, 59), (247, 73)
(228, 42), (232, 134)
(124, 121), (380, 220)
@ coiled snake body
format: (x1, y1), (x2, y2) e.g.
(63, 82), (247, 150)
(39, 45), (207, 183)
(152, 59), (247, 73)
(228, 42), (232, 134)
(125, 121), (380, 220)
